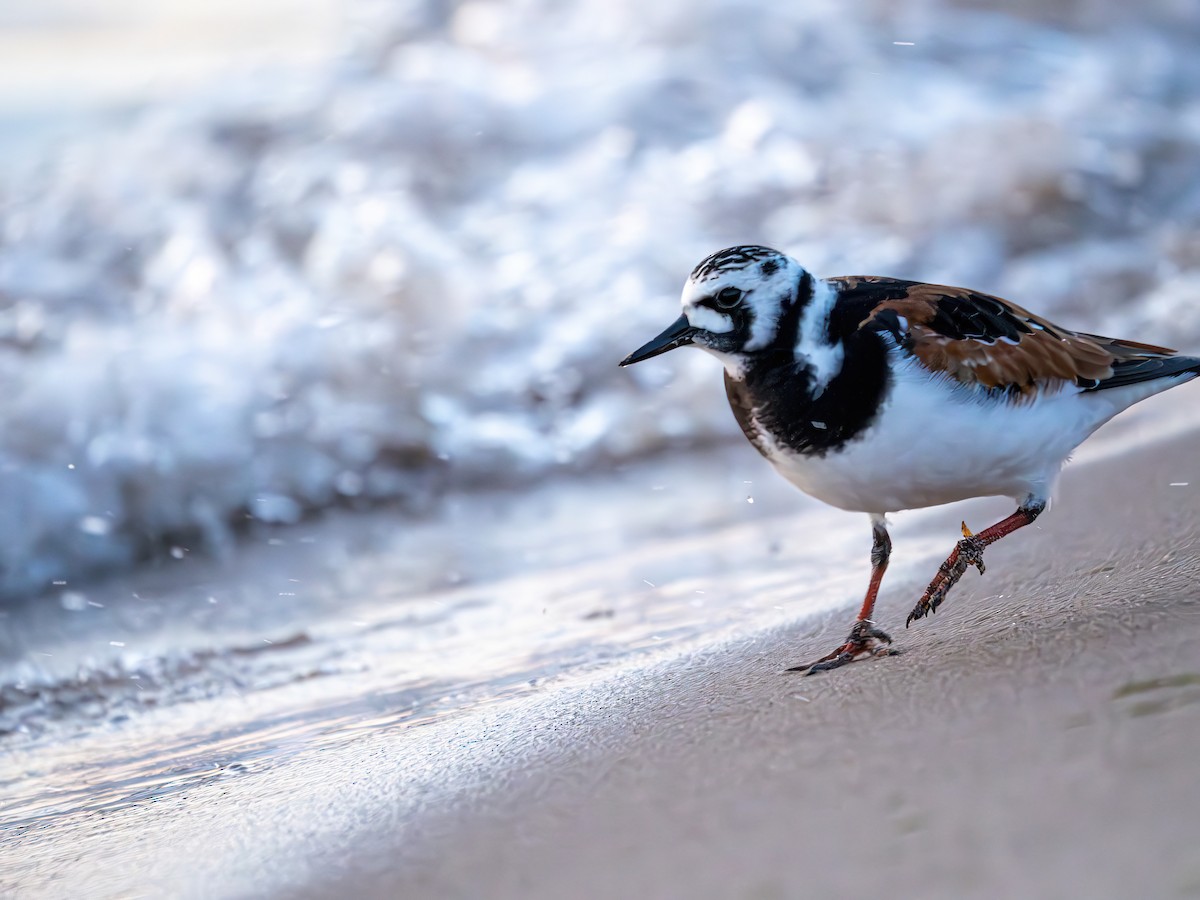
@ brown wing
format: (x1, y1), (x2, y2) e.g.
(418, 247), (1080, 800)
(829, 276), (1177, 397)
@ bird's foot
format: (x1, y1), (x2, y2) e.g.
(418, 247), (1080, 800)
(906, 523), (986, 626)
(788, 620), (899, 675)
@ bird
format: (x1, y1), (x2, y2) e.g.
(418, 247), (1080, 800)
(619, 245), (1200, 673)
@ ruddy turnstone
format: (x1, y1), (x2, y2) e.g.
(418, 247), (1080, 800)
(620, 245), (1200, 673)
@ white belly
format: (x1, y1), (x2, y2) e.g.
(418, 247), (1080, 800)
(753, 355), (1165, 514)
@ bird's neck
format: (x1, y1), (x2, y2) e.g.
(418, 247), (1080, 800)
(793, 277), (846, 395)
(724, 305), (890, 457)
(728, 276), (843, 395)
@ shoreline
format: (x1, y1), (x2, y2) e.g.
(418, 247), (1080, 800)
(4, 409), (1200, 898)
(319, 422), (1200, 899)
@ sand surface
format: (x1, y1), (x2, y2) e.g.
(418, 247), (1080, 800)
(302, 426), (1200, 900)
(4, 413), (1200, 899)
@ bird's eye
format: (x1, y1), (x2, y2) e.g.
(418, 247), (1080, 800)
(714, 287), (743, 310)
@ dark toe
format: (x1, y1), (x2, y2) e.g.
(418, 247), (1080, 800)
(800, 652), (856, 675)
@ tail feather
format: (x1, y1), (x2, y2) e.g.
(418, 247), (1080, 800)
(1085, 354), (1200, 392)
(1076, 332), (1176, 358)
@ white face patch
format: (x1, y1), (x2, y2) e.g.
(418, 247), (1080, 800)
(684, 304), (734, 334)
(795, 277), (844, 397)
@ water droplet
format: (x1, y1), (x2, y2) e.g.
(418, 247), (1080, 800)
(60, 591), (87, 611)
(79, 515), (111, 536)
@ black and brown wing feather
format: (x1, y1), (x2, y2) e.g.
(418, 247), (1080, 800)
(828, 276), (1199, 397)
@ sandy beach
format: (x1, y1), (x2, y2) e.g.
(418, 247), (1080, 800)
(310, 422), (1200, 900)
(5, 389), (1199, 899)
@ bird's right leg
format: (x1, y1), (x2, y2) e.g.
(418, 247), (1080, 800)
(790, 514), (899, 674)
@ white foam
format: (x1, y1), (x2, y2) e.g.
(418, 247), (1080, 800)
(0, 0), (1197, 596)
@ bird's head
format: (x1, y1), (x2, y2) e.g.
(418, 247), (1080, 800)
(619, 245), (811, 373)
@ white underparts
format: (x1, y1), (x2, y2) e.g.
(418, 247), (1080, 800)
(794, 278), (844, 397)
(752, 349), (1167, 514)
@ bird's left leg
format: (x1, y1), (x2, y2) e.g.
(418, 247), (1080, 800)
(791, 514), (899, 674)
(906, 498), (1046, 626)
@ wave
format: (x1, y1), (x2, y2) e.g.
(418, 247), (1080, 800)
(1, 0), (1198, 598)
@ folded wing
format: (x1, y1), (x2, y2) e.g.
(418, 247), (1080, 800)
(829, 276), (1191, 397)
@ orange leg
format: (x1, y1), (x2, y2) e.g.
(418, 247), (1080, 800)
(791, 515), (898, 674)
(906, 499), (1046, 627)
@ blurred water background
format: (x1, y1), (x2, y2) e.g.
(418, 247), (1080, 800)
(2, 0), (1199, 599)
(4, 0), (1200, 850)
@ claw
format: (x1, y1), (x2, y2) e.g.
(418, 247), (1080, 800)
(907, 505), (1040, 635)
(907, 590), (937, 626)
(794, 651), (856, 674)
(908, 534), (988, 627)
(787, 620), (898, 674)
(850, 619), (893, 645)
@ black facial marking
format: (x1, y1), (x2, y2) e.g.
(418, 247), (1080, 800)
(693, 300), (754, 354)
(691, 245), (783, 282)
(760, 259), (779, 277)
(778, 270), (811, 344)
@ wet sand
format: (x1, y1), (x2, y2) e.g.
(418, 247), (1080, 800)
(4, 404), (1200, 898)
(306, 424), (1200, 899)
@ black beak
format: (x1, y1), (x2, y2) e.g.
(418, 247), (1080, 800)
(619, 315), (697, 366)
